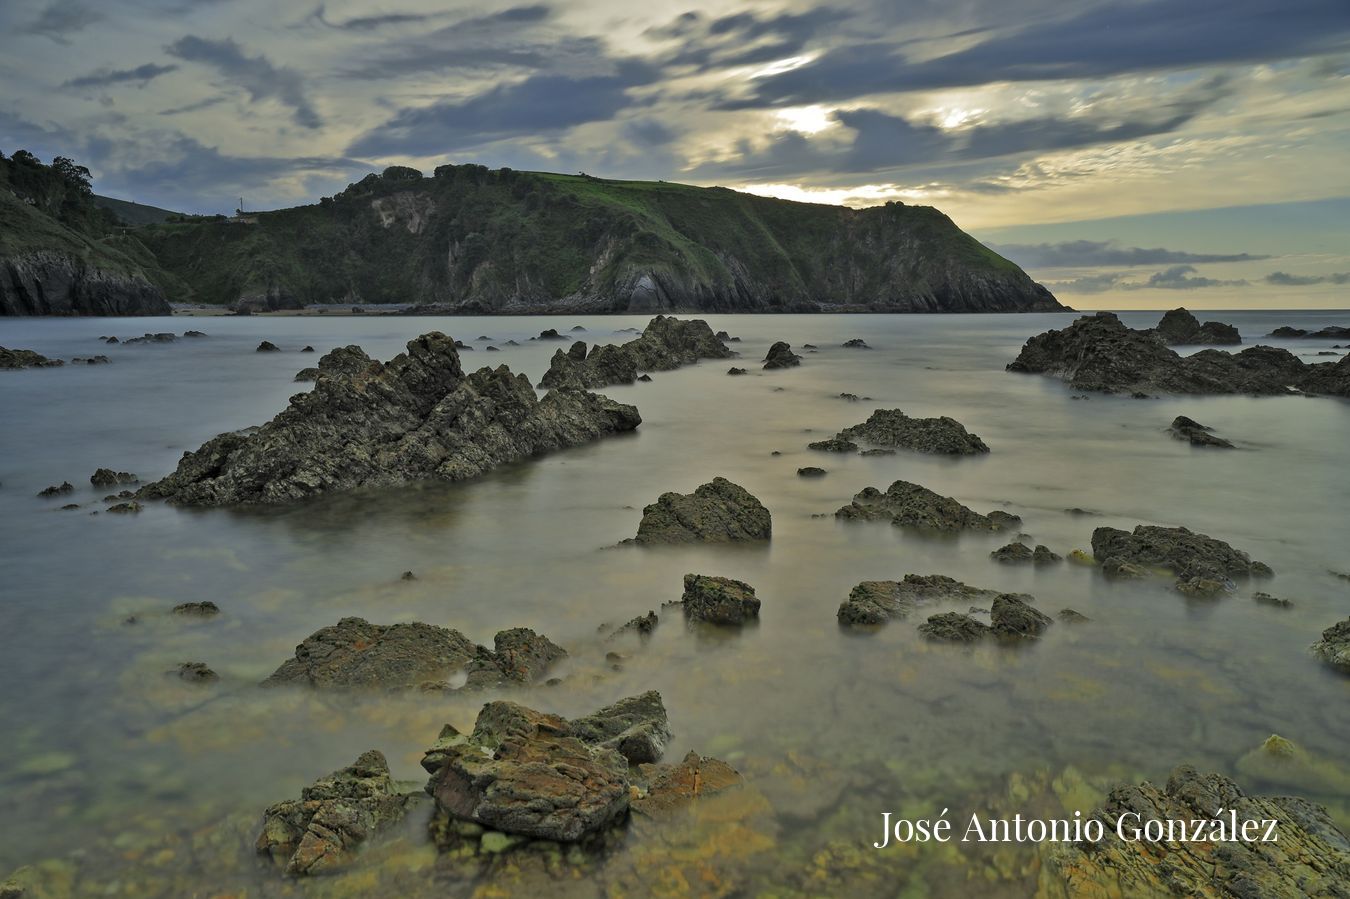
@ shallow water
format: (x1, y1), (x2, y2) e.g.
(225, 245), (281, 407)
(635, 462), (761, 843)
(1, 310), (1348, 896)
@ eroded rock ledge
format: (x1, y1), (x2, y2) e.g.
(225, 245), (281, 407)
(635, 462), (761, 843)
(813, 408), (989, 456)
(628, 477), (771, 545)
(537, 315), (733, 389)
(835, 481), (1020, 533)
(140, 332), (641, 506)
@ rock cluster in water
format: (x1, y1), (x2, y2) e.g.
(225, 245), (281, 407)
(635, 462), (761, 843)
(1091, 524), (1273, 595)
(628, 477), (771, 544)
(1008, 311), (1350, 397)
(537, 316), (733, 389)
(1268, 324), (1350, 339)
(1151, 307), (1241, 345)
(816, 408), (989, 455)
(990, 542), (1062, 564)
(835, 481), (1020, 533)
(837, 574), (1010, 626)
(139, 333), (641, 505)
(0, 347), (64, 369)
(918, 595), (1052, 642)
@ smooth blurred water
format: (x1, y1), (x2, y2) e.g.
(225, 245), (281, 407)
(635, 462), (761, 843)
(1, 309), (1348, 895)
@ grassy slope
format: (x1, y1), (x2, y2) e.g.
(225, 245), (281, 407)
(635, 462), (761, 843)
(93, 195), (182, 227)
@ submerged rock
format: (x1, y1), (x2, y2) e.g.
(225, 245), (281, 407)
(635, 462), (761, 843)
(90, 468), (137, 487)
(990, 594), (1052, 637)
(0, 347), (64, 369)
(680, 573), (761, 625)
(807, 436), (859, 452)
(1311, 618), (1350, 673)
(140, 333), (640, 505)
(256, 341), (280, 352)
(1168, 415), (1234, 448)
(762, 341), (802, 369)
(173, 661), (218, 682)
(36, 482), (74, 498)
(918, 612), (992, 643)
(842, 338), (870, 349)
(257, 750), (416, 877)
(836, 481), (1020, 533)
(991, 542), (1061, 565)
(797, 466), (827, 477)
(538, 316), (732, 389)
(837, 574), (1010, 626)
(1152, 307), (1241, 345)
(1042, 766), (1350, 897)
(631, 751), (743, 818)
(1091, 524), (1272, 592)
(825, 408), (989, 455)
(727, 366), (748, 376)
(630, 477), (771, 545)
(171, 601), (219, 617)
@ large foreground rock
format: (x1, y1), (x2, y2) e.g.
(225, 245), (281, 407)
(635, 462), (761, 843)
(838, 574), (1008, 626)
(1091, 524), (1273, 593)
(256, 750), (416, 877)
(823, 408), (988, 455)
(140, 333), (641, 505)
(537, 316), (733, 389)
(835, 481), (1020, 532)
(261, 617), (564, 690)
(1041, 766), (1350, 898)
(1152, 307), (1241, 345)
(1008, 311), (1349, 397)
(567, 691), (673, 764)
(1311, 618), (1350, 673)
(630, 477), (771, 544)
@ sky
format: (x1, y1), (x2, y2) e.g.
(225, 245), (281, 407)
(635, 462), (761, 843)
(1, 0), (1348, 309)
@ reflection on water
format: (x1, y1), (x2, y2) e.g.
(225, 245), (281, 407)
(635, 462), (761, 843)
(1, 310), (1349, 895)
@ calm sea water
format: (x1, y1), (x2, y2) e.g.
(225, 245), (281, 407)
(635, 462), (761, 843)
(1, 310), (1348, 896)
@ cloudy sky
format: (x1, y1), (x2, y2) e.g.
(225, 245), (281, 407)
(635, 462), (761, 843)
(2, 0), (1349, 308)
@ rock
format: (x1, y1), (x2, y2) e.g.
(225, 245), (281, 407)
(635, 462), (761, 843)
(918, 612), (992, 642)
(174, 661), (217, 683)
(58, 503), (79, 510)
(762, 341), (801, 369)
(400, 570), (416, 581)
(257, 750), (416, 876)
(610, 611), (659, 638)
(838, 392), (860, 401)
(1152, 307), (1241, 345)
(105, 501), (142, 513)
(1253, 591), (1292, 608)
(631, 751), (743, 817)
(1042, 766), (1350, 897)
(569, 691), (672, 764)
(1091, 524), (1272, 591)
(453, 340), (473, 350)
(990, 542), (1033, 564)
(1168, 415), (1234, 448)
(629, 477), (771, 544)
(171, 601), (219, 617)
(637, 373), (652, 382)
(70, 355), (109, 364)
(808, 436), (859, 452)
(1008, 311), (1350, 397)
(294, 367), (320, 382)
(1057, 608), (1090, 623)
(36, 482), (73, 498)
(859, 447), (895, 456)
(1236, 734), (1350, 795)
(842, 338), (870, 349)
(990, 594), (1052, 637)
(140, 334), (640, 505)
(824, 408), (989, 455)
(1268, 324), (1350, 339)
(835, 481), (1020, 532)
(1100, 556), (1150, 579)
(570, 325), (586, 332)
(1032, 545), (1062, 564)
(463, 628), (566, 688)
(536, 328), (565, 340)
(422, 700), (631, 842)
(486, 345), (499, 351)
(837, 574), (1010, 626)
(90, 468), (137, 487)
(256, 341), (280, 352)
(538, 316), (733, 389)
(0, 347), (64, 369)
(123, 332), (177, 344)
(797, 466), (827, 477)
(1269, 326), (1308, 337)
(183, 330), (207, 337)
(1311, 617), (1350, 673)
(680, 574), (761, 625)
(727, 366), (748, 375)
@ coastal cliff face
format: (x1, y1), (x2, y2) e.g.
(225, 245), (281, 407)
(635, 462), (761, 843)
(0, 251), (169, 316)
(135, 165), (1063, 314)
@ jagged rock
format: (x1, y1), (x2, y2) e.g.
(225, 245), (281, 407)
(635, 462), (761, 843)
(835, 481), (1020, 532)
(256, 750), (416, 876)
(36, 481), (73, 497)
(294, 367), (319, 382)
(140, 334), (640, 505)
(538, 316), (733, 389)
(797, 466), (827, 477)
(1169, 415), (1234, 448)
(568, 691), (672, 764)
(1152, 307), (1241, 345)
(70, 355), (109, 364)
(1042, 766), (1350, 897)
(918, 612), (992, 642)
(762, 341), (801, 369)
(727, 366), (748, 375)
(1253, 591), (1292, 608)
(825, 408), (989, 455)
(631, 751), (742, 817)
(174, 661), (217, 683)
(837, 574), (1009, 626)
(462, 628), (566, 688)
(171, 601), (219, 617)
(680, 574), (761, 625)
(609, 611), (658, 638)
(1, 347), (63, 369)
(1311, 618), (1350, 673)
(422, 701), (631, 842)
(1057, 608), (1090, 623)
(842, 338), (870, 349)
(991, 542), (1034, 563)
(183, 330), (207, 338)
(629, 477), (771, 545)
(1091, 524), (1273, 591)
(90, 468), (137, 487)
(0, 252), (170, 316)
(1008, 311), (1349, 397)
(808, 436), (859, 452)
(990, 594), (1052, 637)
(1033, 545), (1062, 564)
(105, 502), (142, 513)
(256, 341), (280, 352)
(124, 332), (176, 344)
(1269, 324), (1350, 339)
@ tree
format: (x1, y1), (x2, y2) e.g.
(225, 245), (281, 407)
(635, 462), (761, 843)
(51, 156), (93, 195)
(11, 149), (40, 166)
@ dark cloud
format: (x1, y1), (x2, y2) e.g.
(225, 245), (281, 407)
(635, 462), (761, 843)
(166, 35), (321, 128)
(1265, 270), (1350, 285)
(19, 0), (101, 43)
(650, 7), (850, 72)
(338, 6), (561, 78)
(158, 96), (227, 116)
(1042, 272), (1130, 293)
(63, 63), (179, 90)
(994, 240), (1270, 268)
(735, 0), (1350, 107)
(306, 3), (446, 31)
(1045, 264), (1250, 293)
(1137, 264), (1246, 290)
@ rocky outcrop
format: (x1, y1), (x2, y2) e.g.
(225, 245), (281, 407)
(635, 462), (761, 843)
(0, 347), (63, 369)
(1152, 307), (1241, 345)
(990, 594), (1052, 637)
(90, 468), (137, 487)
(139, 333), (641, 505)
(1008, 312), (1349, 397)
(835, 481), (1020, 533)
(568, 691), (672, 764)
(918, 612), (991, 642)
(1311, 618), (1350, 673)
(1168, 415), (1234, 448)
(629, 477), (771, 544)
(1041, 766), (1350, 898)
(630, 751), (743, 818)
(680, 574), (762, 625)
(260, 617), (564, 690)
(762, 341), (801, 369)
(991, 542), (1061, 564)
(824, 408), (989, 455)
(1091, 524), (1273, 594)
(0, 251), (170, 316)
(917, 595), (1051, 641)
(1268, 325), (1350, 339)
(256, 750), (417, 876)
(537, 316), (733, 389)
(837, 574), (1008, 626)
